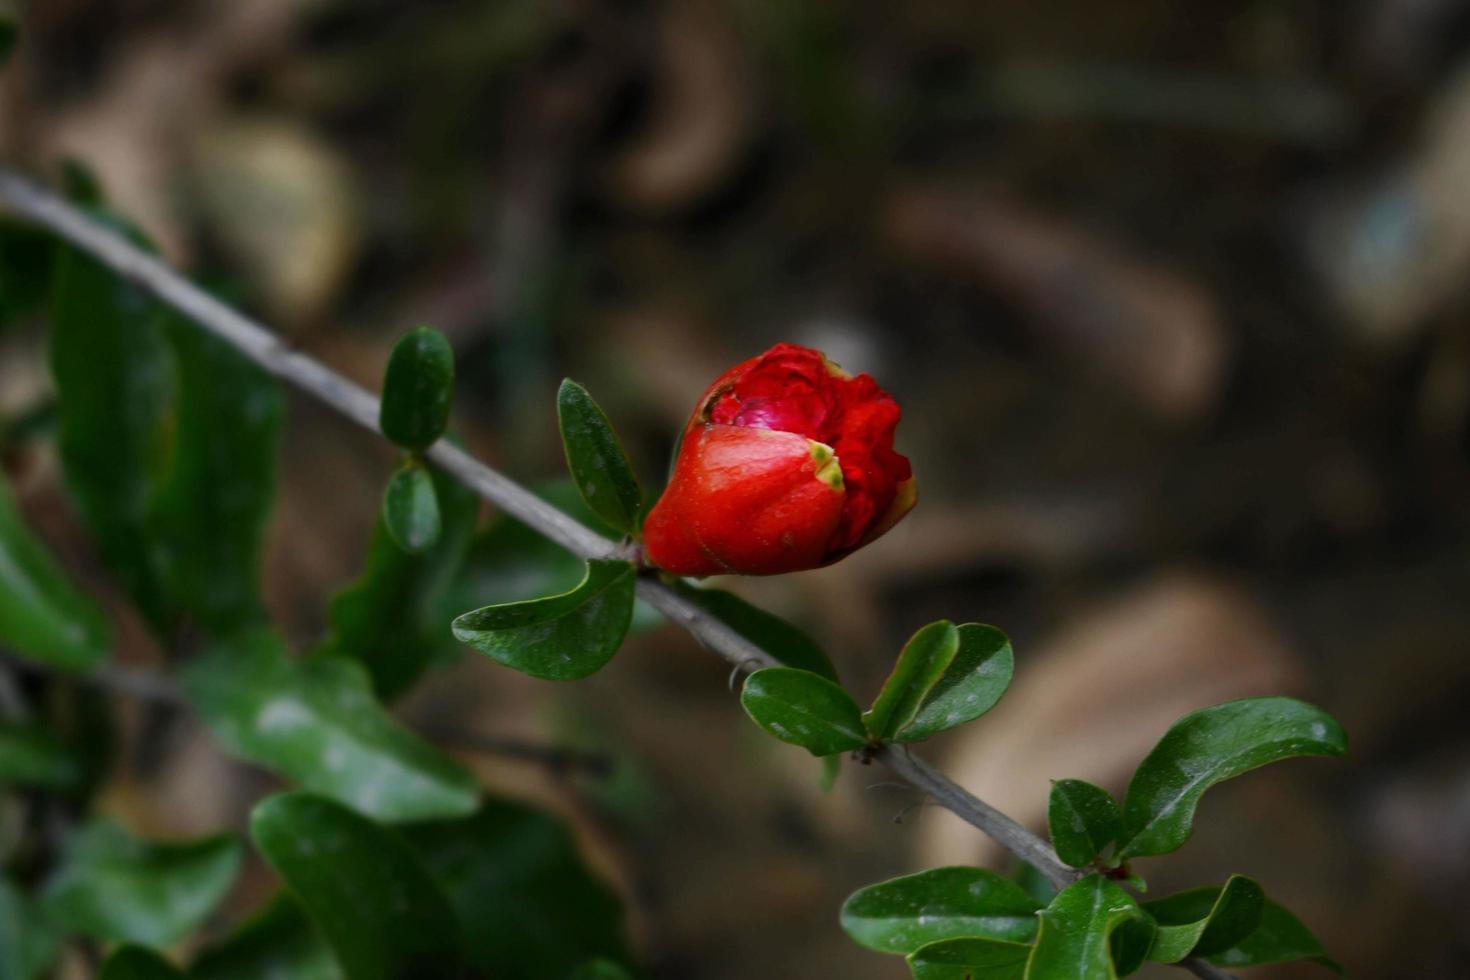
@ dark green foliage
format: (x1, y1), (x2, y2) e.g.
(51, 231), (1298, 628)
(404, 798), (635, 978)
(250, 793), (461, 980)
(379, 326), (454, 451)
(0, 475), (110, 669)
(98, 947), (188, 980)
(1144, 876), (1264, 962)
(0, 722), (83, 790)
(183, 630), (479, 822)
(42, 820), (242, 947)
(557, 379), (643, 536)
(1026, 875), (1145, 979)
(0, 877), (60, 980)
(840, 867), (1041, 954)
(192, 895), (342, 980)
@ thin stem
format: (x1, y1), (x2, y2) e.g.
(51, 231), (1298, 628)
(0, 169), (1236, 978)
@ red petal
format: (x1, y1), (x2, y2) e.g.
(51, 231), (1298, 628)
(644, 425), (844, 576)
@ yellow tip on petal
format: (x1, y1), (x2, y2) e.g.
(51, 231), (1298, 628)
(808, 440), (844, 491)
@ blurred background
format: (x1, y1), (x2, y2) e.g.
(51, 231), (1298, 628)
(2, 1), (1469, 977)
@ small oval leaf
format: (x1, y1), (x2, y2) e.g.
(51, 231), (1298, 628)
(379, 326), (454, 451)
(840, 867), (1041, 954)
(1047, 779), (1123, 869)
(908, 937), (1031, 980)
(1117, 697), (1347, 859)
(1024, 875), (1144, 980)
(1144, 875), (1264, 963)
(557, 379), (643, 536)
(250, 793), (460, 980)
(740, 668), (867, 756)
(863, 621), (960, 742)
(896, 623), (1014, 743)
(382, 462), (441, 554)
(452, 559), (636, 680)
(43, 820), (242, 947)
(99, 947), (188, 980)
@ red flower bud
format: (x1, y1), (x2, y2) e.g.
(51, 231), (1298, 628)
(644, 343), (915, 576)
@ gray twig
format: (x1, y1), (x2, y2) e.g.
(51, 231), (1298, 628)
(0, 168), (1236, 979)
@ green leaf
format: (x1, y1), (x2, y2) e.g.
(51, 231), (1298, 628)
(1109, 918), (1156, 977)
(250, 793), (461, 980)
(893, 623), (1013, 743)
(43, 820), (242, 947)
(569, 960), (635, 980)
(908, 937), (1031, 979)
(382, 461), (441, 554)
(0, 476), (109, 669)
(1117, 697), (1348, 859)
(1143, 876), (1263, 962)
(404, 798), (634, 979)
(740, 667), (867, 756)
(379, 326), (454, 451)
(840, 867), (1041, 954)
(192, 894), (343, 980)
(672, 582), (837, 680)
(0, 722), (83, 790)
(320, 462), (478, 699)
(1205, 897), (1341, 974)
(862, 621), (959, 742)
(0, 219), (52, 327)
(1024, 875), (1144, 980)
(452, 558), (636, 681)
(49, 216), (175, 628)
(150, 317), (283, 634)
(183, 629), (478, 822)
(0, 877), (60, 980)
(1047, 780), (1122, 869)
(98, 947), (187, 980)
(0, 17), (14, 70)
(556, 379), (642, 537)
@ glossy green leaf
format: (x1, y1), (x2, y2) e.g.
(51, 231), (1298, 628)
(1143, 876), (1263, 962)
(556, 379), (642, 536)
(1109, 917), (1156, 977)
(43, 820), (242, 947)
(183, 629), (478, 822)
(840, 867), (1041, 954)
(150, 317), (283, 634)
(907, 937), (1031, 979)
(0, 476), (109, 669)
(0, 877), (60, 980)
(672, 582), (837, 680)
(382, 461), (441, 554)
(1047, 780), (1122, 868)
(0, 722), (82, 790)
(452, 558), (636, 680)
(895, 623), (1013, 743)
(320, 462), (477, 699)
(250, 793), (461, 980)
(98, 947), (187, 980)
(49, 220), (174, 627)
(379, 326), (454, 451)
(863, 621), (959, 742)
(740, 667), (867, 756)
(1205, 898), (1342, 974)
(1024, 875), (1144, 980)
(192, 894), (343, 980)
(404, 798), (634, 979)
(569, 960), (635, 980)
(1117, 697), (1347, 859)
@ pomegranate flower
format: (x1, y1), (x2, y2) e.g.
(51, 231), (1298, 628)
(643, 343), (915, 576)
